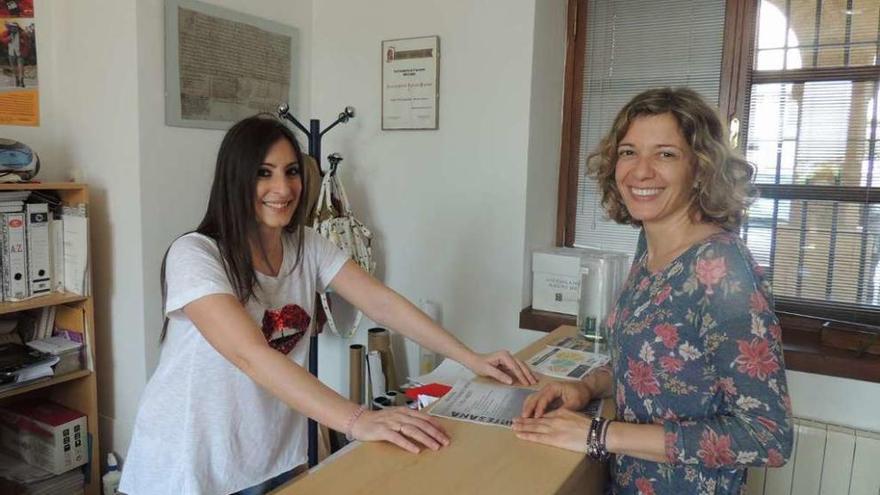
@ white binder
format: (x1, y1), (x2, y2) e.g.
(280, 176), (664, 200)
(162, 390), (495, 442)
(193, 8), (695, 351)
(62, 205), (88, 296)
(26, 203), (51, 296)
(49, 208), (64, 292)
(1, 212), (29, 300)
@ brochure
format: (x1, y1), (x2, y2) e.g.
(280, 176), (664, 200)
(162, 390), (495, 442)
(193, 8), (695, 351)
(527, 346), (609, 381)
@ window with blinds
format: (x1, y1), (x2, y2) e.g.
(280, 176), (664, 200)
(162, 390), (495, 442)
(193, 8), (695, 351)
(573, 0), (727, 254)
(742, 0), (880, 325)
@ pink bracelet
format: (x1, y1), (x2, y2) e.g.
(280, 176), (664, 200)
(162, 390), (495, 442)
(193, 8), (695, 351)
(345, 405), (368, 441)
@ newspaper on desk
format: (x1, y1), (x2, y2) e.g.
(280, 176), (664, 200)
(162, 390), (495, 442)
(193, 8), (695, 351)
(429, 379), (604, 428)
(429, 379), (534, 428)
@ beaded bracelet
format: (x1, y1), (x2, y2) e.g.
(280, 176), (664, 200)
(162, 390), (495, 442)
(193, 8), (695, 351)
(345, 404), (368, 441)
(586, 417), (611, 461)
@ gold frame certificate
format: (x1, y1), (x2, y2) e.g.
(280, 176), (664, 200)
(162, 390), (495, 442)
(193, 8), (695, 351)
(381, 36), (439, 130)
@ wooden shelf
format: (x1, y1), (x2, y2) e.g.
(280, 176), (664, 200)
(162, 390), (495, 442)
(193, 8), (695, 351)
(0, 182), (85, 191)
(0, 369), (91, 401)
(0, 182), (98, 494)
(519, 306), (575, 333)
(0, 292), (88, 315)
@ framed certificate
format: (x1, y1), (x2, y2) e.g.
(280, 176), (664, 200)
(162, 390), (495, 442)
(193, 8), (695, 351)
(381, 36), (439, 130)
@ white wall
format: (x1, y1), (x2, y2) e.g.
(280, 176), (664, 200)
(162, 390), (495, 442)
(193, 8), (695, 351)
(309, 0), (557, 393)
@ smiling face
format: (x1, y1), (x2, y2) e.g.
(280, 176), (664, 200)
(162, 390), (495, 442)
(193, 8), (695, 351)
(254, 138), (302, 237)
(614, 113), (697, 228)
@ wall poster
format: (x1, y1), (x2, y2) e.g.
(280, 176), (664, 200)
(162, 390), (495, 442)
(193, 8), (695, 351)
(0, 0), (38, 126)
(165, 0), (299, 130)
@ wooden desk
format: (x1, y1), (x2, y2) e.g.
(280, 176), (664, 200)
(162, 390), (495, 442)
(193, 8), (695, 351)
(275, 325), (610, 495)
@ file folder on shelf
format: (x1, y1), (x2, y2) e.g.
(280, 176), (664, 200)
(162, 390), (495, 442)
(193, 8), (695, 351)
(1, 212), (29, 301)
(26, 203), (51, 297)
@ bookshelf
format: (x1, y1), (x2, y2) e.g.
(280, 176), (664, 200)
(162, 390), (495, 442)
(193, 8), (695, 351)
(0, 183), (99, 495)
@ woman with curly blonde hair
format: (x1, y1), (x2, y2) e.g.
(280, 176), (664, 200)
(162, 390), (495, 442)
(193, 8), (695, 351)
(514, 88), (793, 494)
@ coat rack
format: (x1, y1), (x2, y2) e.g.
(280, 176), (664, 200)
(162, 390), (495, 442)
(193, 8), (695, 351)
(277, 102), (356, 467)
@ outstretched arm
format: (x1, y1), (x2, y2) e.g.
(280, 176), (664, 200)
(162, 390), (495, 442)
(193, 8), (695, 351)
(184, 293), (449, 453)
(329, 260), (537, 385)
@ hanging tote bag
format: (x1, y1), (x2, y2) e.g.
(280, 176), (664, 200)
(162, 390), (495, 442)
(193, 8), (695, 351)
(313, 171), (375, 338)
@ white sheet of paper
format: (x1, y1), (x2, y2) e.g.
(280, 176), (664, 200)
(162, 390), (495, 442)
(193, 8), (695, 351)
(408, 358), (475, 386)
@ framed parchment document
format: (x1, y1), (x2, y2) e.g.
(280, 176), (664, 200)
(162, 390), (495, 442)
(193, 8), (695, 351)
(164, 0), (299, 129)
(381, 36), (439, 130)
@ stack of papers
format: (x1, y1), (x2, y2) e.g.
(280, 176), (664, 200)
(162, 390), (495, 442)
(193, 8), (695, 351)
(0, 343), (59, 393)
(407, 358), (475, 387)
(27, 337), (82, 375)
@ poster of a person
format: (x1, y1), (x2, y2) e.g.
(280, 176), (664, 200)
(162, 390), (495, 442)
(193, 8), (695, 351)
(1, 18), (35, 89)
(0, 0), (37, 126)
(0, 0), (34, 17)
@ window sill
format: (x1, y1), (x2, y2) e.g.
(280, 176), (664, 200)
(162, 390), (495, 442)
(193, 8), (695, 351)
(519, 306), (880, 384)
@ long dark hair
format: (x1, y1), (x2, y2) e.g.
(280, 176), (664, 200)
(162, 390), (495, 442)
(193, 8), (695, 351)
(159, 114), (309, 341)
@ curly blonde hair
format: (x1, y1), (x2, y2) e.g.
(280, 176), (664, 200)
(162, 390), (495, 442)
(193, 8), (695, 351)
(587, 87), (756, 231)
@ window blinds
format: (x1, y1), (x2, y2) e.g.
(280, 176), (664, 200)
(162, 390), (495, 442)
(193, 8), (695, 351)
(573, 0), (727, 254)
(743, 0), (880, 319)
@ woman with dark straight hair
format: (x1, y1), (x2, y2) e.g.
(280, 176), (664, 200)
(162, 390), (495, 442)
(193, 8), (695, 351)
(120, 115), (536, 495)
(514, 88), (793, 494)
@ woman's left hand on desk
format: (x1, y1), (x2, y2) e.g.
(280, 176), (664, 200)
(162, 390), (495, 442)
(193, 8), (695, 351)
(465, 351), (538, 386)
(511, 409), (590, 453)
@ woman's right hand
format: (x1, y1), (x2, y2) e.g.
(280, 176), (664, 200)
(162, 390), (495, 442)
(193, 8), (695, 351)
(350, 407), (450, 453)
(521, 381), (593, 418)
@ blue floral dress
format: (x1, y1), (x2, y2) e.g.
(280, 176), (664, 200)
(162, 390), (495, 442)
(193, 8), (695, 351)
(606, 230), (793, 494)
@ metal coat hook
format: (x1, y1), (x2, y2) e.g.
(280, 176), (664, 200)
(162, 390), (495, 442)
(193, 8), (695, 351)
(275, 101), (356, 468)
(277, 103), (355, 176)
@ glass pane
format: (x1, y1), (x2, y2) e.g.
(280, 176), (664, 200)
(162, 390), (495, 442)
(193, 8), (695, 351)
(747, 81), (878, 188)
(849, 44), (877, 66)
(747, 200), (880, 308)
(786, 48), (805, 69)
(747, 139), (781, 183)
(852, 0), (880, 45)
(819, 1), (848, 47)
(757, 1), (789, 49)
(788, 0), (817, 50)
(744, 225), (773, 266)
(865, 204), (880, 305)
(757, 0), (880, 69)
(757, 49), (786, 70)
(816, 46), (846, 67)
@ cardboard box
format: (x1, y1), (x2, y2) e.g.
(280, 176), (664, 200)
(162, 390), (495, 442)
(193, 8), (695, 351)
(0, 399), (87, 474)
(532, 250), (582, 315)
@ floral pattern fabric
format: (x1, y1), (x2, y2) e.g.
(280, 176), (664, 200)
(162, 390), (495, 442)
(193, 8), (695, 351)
(607, 230), (793, 494)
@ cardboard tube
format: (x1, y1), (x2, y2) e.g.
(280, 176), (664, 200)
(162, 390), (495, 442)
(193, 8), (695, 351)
(349, 344), (365, 405)
(367, 327), (398, 391)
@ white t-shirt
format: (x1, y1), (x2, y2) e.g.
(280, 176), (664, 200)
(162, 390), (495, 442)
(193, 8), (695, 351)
(120, 228), (347, 495)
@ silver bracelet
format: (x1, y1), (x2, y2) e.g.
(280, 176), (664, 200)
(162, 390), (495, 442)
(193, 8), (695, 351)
(586, 417), (611, 461)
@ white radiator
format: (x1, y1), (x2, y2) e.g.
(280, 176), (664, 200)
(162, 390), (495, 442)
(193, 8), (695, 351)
(746, 418), (880, 495)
